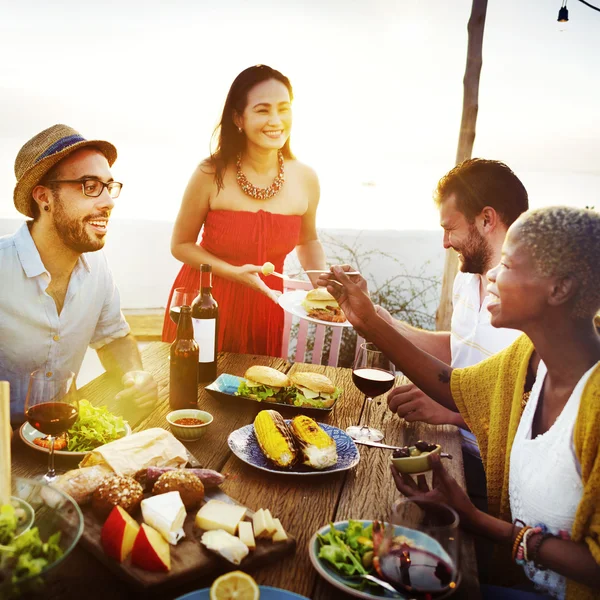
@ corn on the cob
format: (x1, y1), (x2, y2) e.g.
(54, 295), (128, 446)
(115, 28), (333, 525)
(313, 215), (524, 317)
(290, 415), (338, 469)
(253, 410), (297, 467)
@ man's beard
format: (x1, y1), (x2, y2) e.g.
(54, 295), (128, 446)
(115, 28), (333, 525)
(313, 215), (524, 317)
(457, 225), (492, 275)
(52, 192), (106, 254)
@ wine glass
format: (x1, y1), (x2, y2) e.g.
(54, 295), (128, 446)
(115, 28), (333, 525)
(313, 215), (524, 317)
(346, 342), (395, 442)
(169, 287), (199, 325)
(377, 499), (460, 598)
(25, 370), (78, 483)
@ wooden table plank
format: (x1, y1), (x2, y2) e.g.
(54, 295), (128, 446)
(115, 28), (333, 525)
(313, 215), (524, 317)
(312, 376), (480, 600)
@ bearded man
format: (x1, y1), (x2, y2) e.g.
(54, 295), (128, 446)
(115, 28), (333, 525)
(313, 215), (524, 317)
(0, 124), (158, 423)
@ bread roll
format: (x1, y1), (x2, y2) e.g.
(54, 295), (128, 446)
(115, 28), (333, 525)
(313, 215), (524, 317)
(290, 372), (336, 394)
(244, 366), (290, 388)
(92, 475), (144, 520)
(52, 465), (113, 505)
(152, 470), (204, 509)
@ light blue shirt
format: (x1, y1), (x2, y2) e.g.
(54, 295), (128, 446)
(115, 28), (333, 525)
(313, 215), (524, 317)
(0, 223), (130, 421)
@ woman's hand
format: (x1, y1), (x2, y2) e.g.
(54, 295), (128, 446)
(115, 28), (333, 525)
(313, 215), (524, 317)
(391, 453), (480, 530)
(231, 264), (280, 303)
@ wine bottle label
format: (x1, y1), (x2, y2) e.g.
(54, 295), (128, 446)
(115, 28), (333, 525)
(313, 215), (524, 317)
(192, 318), (216, 362)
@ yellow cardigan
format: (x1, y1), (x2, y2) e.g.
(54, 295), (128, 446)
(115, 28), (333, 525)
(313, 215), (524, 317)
(451, 334), (600, 600)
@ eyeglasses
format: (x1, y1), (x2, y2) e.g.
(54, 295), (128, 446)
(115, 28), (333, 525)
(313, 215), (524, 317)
(44, 178), (123, 199)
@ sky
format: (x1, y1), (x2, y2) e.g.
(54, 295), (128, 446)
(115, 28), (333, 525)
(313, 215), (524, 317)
(0, 0), (599, 228)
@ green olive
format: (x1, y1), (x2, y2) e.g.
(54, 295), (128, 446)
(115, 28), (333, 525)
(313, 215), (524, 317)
(362, 551), (374, 569)
(357, 536), (373, 549)
(409, 447), (421, 457)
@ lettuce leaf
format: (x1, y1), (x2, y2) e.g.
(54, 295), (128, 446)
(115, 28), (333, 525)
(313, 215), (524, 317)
(236, 381), (282, 402)
(67, 399), (126, 452)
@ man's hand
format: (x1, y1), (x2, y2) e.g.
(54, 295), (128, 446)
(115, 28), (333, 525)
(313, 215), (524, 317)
(316, 264), (369, 294)
(387, 384), (463, 426)
(391, 454), (479, 530)
(323, 266), (378, 335)
(115, 370), (158, 412)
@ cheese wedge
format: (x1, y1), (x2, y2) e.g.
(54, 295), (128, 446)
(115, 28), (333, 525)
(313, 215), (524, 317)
(252, 509), (270, 539)
(263, 509), (277, 535)
(195, 499), (247, 535)
(272, 518), (288, 542)
(238, 521), (256, 550)
(141, 491), (186, 545)
(201, 529), (249, 565)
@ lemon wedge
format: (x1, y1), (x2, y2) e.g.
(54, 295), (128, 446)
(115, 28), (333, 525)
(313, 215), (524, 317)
(209, 571), (260, 600)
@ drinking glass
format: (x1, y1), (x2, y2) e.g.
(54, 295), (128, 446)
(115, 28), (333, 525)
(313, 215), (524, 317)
(169, 287), (199, 324)
(24, 370), (78, 483)
(346, 342), (395, 442)
(377, 499), (460, 598)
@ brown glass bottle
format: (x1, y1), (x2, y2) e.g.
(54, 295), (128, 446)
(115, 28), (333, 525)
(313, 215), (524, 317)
(191, 264), (219, 382)
(170, 305), (199, 409)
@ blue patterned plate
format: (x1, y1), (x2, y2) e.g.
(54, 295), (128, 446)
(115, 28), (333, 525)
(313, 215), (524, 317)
(309, 520), (458, 599)
(176, 585), (309, 599)
(205, 373), (337, 412)
(228, 421), (360, 475)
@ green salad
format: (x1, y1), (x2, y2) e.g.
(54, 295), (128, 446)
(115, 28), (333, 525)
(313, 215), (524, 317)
(66, 400), (126, 452)
(0, 504), (63, 597)
(317, 520), (380, 592)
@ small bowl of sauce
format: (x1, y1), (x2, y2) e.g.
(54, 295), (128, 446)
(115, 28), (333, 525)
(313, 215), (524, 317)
(166, 409), (213, 442)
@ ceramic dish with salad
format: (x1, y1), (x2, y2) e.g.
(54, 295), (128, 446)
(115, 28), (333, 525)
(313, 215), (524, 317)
(309, 520), (457, 599)
(19, 400), (131, 458)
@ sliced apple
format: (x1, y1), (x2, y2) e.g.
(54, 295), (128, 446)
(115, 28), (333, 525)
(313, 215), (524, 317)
(131, 523), (171, 572)
(101, 506), (140, 562)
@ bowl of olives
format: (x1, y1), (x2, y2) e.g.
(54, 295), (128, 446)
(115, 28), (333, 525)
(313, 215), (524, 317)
(390, 440), (442, 474)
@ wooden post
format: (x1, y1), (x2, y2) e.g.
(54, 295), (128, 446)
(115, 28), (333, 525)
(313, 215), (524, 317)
(436, 0), (489, 331)
(0, 382), (11, 505)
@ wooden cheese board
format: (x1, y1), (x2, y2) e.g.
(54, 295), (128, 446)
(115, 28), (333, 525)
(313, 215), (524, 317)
(77, 458), (296, 590)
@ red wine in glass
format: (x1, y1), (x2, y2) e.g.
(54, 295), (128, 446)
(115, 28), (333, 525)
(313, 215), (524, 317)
(352, 368), (395, 398)
(26, 402), (78, 436)
(346, 343), (396, 442)
(380, 546), (455, 597)
(169, 306), (181, 324)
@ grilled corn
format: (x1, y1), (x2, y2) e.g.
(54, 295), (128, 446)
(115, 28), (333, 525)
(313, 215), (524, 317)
(290, 415), (338, 469)
(253, 410), (297, 467)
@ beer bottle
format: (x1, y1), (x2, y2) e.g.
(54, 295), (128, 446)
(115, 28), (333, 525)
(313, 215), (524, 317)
(169, 305), (199, 409)
(191, 264), (219, 382)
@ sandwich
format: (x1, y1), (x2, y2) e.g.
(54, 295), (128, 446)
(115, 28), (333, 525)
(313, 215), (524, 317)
(288, 372), (341, 409)
(236, 366), (291, 402)
(301, 288), (346, 323)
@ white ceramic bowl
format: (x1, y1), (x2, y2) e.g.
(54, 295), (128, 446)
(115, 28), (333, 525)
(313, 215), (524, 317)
(166, 409), (213, 441)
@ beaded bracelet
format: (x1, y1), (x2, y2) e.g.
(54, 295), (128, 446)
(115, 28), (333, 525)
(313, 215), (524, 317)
(512, 525), (531, 563)
(518, 526), (542, 564)
(530, 532), (555, 570)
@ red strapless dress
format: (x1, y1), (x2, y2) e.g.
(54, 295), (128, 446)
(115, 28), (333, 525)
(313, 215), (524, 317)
(162, 210), (302, 356)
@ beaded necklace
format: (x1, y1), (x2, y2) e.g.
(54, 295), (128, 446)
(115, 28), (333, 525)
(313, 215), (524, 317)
(236, 151), (285, 200)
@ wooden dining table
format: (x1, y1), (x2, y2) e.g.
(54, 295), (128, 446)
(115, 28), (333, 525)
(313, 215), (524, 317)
(12, 343), (480, 600)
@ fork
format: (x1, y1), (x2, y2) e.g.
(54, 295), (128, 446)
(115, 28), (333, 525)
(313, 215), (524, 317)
(289, 269), (361, 276)
(344, 573), (402, 596)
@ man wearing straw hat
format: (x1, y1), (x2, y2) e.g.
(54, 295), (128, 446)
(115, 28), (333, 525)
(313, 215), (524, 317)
(0, 124), (158, 423)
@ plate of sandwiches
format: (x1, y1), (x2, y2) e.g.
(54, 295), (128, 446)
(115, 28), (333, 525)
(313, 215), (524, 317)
(205, 366), (342, 411)
(278, 288), (352, 327)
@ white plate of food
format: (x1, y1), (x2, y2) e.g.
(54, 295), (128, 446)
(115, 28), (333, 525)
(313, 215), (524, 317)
(278, 288), (352, 328)
(227, 412), (360, 476)
(19, 400), (132, 458)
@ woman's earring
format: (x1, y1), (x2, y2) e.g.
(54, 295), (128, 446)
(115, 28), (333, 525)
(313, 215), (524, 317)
(43, 205), (50, 212)
(238, 127), (243, 134)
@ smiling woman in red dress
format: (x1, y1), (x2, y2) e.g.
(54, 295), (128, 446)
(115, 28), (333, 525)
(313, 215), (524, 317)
(163, 65), (326, 356)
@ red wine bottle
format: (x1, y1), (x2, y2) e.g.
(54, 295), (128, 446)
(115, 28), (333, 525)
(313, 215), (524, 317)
(170, 305), (199, 409)
(191, 264), (219, 383)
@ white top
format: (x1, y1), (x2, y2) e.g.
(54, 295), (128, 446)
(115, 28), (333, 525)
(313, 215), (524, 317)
(451, 272), (522, 369)
(451, 272), (522, 453)
(0, 223), (130, 420)
(509, 360), (598, 599)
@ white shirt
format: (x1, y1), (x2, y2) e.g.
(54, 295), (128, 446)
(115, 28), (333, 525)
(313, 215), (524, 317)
(0, 223), (130, 420)
(451, 272), (522, 453)
(509, 361), (598, 599)
(451, 271), (522, 369)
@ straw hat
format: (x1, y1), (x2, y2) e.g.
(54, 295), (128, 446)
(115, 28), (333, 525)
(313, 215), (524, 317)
(13, 124), (117, 218)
